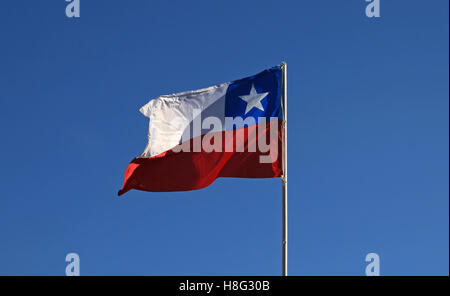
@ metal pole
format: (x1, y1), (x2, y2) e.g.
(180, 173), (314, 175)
(281, 62), (288, 276)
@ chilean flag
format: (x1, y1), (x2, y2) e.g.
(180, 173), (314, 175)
(118, 66), (284, 196)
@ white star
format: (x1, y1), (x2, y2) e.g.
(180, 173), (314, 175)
(239, 84), (269, 114)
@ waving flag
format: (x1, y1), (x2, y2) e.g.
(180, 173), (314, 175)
(118, 66), (284, 195)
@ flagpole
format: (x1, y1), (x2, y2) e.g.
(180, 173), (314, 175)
(281, 62), (288, 276)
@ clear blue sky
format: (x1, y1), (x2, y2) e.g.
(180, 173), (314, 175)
(0, 0), (448, 275)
